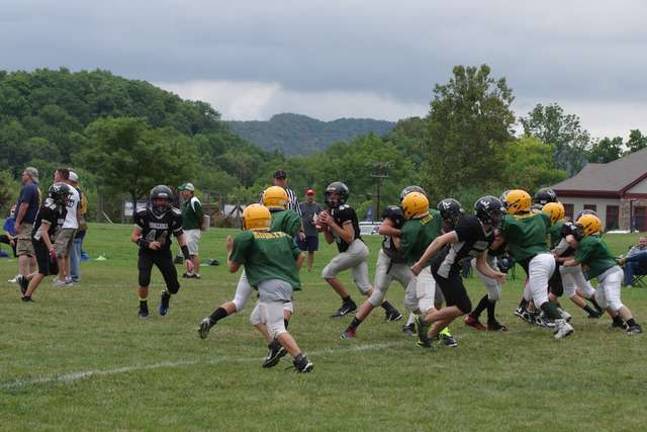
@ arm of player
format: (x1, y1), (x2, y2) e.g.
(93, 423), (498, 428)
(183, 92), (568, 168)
(327, 219), (354, 244)
(225, 235), (241, 273)
(476, 251), (506, 283)
(39, 221), (56, 256)
(552, 238), (571, 262)
(562, 234), (580, 267)
(131, 227), (160, 250)
(176, 232), (194, 273)
(378, 218), (401, 237)
(295, 252), (305, 270)
(411, 231), (458, 275)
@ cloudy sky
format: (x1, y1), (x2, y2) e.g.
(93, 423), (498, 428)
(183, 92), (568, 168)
(2, 0), (647, 138)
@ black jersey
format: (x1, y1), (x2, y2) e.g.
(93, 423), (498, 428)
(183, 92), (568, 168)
(432, 215), (494, 278)
(381, 215), (405, 263)
(330, 204), (361, 253)
(134, 207), (183, 252)
(31, 200), (66, 243)
(554, 221), (577, 257)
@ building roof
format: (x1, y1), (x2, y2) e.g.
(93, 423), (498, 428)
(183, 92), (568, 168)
(552, 148), (647, 197)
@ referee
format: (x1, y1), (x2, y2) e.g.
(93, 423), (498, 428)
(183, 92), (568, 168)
(272, 170), (301, 216)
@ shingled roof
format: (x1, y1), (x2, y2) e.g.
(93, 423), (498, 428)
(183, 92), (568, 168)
(551, 147), (647, 197)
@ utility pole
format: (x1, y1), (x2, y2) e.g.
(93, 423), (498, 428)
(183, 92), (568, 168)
(370, 161), (391, 221)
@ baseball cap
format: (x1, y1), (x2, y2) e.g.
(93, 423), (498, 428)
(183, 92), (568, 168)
(69, 171), (79, 183)
(24, 166), (39, 182)
(273, 169), (287, 179)
(179, 182), (195, 191)
(306, 189), (315, 196)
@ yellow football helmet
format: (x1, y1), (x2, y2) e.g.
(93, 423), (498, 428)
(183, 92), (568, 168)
(504, 189), (532, 214)
(542, 202), (565, 224)
(401, 191), (429, 219)
(242, 204), (271, 231)
(576, 214), (602, 236)
(262, 186), (288, 210)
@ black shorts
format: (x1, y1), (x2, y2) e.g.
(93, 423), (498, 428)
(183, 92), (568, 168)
(431, 267), (472, 314)
(548, 263), (564, 297)
(138, 249), (180, 293)
(298, 235), (319, 252)
(33, 240), (58, 276)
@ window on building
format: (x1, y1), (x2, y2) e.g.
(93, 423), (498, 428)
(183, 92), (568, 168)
(605, 205), (619, 231)
(635, 206), (647, 232)
(563, 203), (574, 221)
(583, 204), (597, 212)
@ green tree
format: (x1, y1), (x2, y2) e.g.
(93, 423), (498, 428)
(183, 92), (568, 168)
(502, 136), (567, 192)
(587, 136), (623, 163)
(520, 103), (590, 176)
(626, 129), (647, 154)
(422, 64), (515, 202)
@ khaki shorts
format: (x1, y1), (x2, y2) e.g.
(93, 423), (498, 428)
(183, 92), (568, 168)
(185, 229), (201, 256)
(55, 228), (77, 257)
(16, 223), (35, 256)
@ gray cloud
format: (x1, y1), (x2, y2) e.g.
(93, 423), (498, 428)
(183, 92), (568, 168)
(2, 0), (647, 134)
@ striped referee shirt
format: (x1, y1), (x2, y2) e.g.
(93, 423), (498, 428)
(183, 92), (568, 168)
(259, 186), (302, 216)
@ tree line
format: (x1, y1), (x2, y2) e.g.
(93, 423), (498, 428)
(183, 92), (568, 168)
(0, 66), (645, 220)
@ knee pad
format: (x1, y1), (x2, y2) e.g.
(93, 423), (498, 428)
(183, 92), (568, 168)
(321, 264), (337, 280)
(368, 289), (385, 307)
(487, 285), (501, 302)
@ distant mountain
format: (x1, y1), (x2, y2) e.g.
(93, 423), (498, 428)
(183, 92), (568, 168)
(227, 113), (396, 155)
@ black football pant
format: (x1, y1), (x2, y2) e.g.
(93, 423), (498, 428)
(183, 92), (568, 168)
(138, 249), (180, 294)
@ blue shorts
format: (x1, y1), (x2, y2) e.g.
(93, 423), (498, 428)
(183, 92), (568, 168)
(298, 235), (319, 252)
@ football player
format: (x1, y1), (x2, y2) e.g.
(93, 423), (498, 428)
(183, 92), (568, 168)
(20, 183), (72, 301)
(131, 185), (193, 319)
(319, 182), (400, 319)
(340, 205), (407, 339)
(564, 214), (642, 335)
(226, 204), (313, 372)
(544, 202), (603, 319)
(197, 186), (301, 368)
(500, 189), (573, 339)
(411, 196), (507, 348)
(532, 187), (558, 211)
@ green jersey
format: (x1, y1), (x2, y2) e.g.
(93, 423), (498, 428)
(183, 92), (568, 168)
(547, 220), (565, 249)
(500, 212), (551, 264)
(400, 209), (443, 265)
(230, 230), (302, 290)
(270, 209), (301, 237)
(575, 235), (617, 279)
(181, 196), (203, 230)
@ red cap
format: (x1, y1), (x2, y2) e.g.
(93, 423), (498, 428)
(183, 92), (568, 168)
(306, 189), (315, 196)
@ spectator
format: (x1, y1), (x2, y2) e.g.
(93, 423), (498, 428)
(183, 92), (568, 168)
(1, 204), (18, 260)
(14, 167), (40, 279)
(68, 171), (88, 283)
(298, 189), (322, 272)
(621, 237), (647, 287)
(272, 170), (301, 215)
(52, 168), (80, 287)
(179, 182), (203, 279)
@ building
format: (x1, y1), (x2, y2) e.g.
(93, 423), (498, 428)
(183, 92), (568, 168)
(551, 148), (647, 231)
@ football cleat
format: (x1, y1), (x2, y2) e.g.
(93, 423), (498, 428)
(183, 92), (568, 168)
(415, 316), (431, 347)
(21, 295), (34, 302)
(587, 309), (602, 319)
(293, 355), (314, 373)
(340, 327), (356, 340)
(557, 308), (572, 322)
(198, 318), (213, 339)
(487, 320), (508, 332)
(330, 300), (357, 318)
(138, 303), (149, 319)
(385, 309), (403, 322)
(159, 290), (171, 316)
(401, 323), (416, 337)
(611, 319), (628, 330)
(439, 333), (458, 348)
(18, 275), (29, 295)
(464, 315), (486, 331)
(553, 319), (574, 340)
(626, 324), (643, 336)
(263, 340), (288, 368)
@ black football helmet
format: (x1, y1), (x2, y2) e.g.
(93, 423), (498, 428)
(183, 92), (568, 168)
(48, 182), (72, 208)
(437, 198), (464, 229)
(382, 205), (404, 229)
(149, 185), (173, 217)
(325, 182), (349, 208)
(574, 208), (598, 221)
(400, 185), (427, 202)
(533, 188), (558, 206)
(474, 195), (505, 226)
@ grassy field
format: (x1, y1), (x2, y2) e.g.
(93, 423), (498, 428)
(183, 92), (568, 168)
(1, 223), (646, 431)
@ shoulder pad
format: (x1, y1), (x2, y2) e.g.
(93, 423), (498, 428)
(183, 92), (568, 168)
(171, 207), (182, 216)
(338, 204), (350, 211)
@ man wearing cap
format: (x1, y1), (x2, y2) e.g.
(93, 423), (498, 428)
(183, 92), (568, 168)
(52, 168), (80, 287)
(299, 189), (322, 271)
(15, 167), (41, 278)
(272, 170), (301, 216)
(68, 171), (88, 283)
(179, 182), (203, 278)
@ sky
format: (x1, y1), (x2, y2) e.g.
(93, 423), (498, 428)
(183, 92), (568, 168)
(2, 0), (647, 138)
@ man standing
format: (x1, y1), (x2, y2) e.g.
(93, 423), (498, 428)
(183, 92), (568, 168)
(68, 171), (87, 283)
(52, 168), (79, 287)
(15, 167), (40, 279)
(272, 170), (301, 215)
(298, 189), (322, 271)
(179, 182), (203, 279)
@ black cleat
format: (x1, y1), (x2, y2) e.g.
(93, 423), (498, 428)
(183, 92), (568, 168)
(263, 340), (288, 368)
(385, 309), (403, 322)
(330, 300), (357, 318)
(159, 291), (171, 316)
(293, 355), (314, 373)
(587, 310), (602, 319)
(138, 303), (149, 319)
(21, 295), (34, 302)
(487, 320), (508, 332)
(402, 323), (416, 336)
(627, 324), (642, 335)
(198, 318), (213, 339)
(415, 316), (432, 348)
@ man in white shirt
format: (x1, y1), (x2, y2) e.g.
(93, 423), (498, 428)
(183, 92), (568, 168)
(52, 168), (80, 287)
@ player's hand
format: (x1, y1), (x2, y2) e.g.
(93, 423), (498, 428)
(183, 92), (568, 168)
(410, 262), (423, 276)
(49, 247), (57, 260)
(297, 231), (306, 241)
(185, 259), (195, 273)
(149, 241), (161, 250)
(494, 272), (507, 284)
(225, 236), (234, 253)
(318, 211), (330, 225)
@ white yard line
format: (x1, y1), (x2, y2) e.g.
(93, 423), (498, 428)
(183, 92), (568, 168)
(1, 341), (407, 390)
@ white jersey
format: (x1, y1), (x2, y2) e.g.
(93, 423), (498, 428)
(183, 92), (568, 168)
(62, 186), (80, 229)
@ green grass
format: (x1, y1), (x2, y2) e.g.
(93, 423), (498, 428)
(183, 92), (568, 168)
(1, 224), (647, 431)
